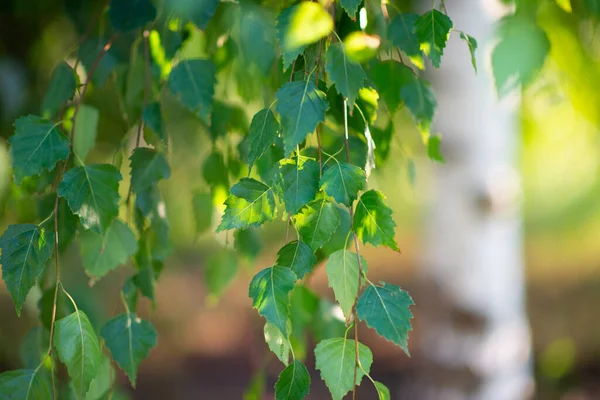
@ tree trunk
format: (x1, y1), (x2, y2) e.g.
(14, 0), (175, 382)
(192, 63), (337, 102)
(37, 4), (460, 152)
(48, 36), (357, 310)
(413, 1), (533, 399)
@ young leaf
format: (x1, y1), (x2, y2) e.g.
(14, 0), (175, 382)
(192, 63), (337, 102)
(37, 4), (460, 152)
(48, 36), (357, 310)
(204, 249), (238, 299)
(79, 219), (138, 281)
(427, 134), (445, 163)
(108, 0), (156, 32)
(314, 338), (373, 400)
(293, 197), (340, 251)
(277, 158), (320, 215)
(388, 14), (423, 67)
(192, 192), (213, 234)
(217, 178), (276, 231)
(264, 322), (291, 365)
(276, 80), (328, 155)
(415, 9), (453, 67)
(58, 164), (122, 234)
(353, 190), (399, 251)
(325, 43), (366, 107)
(356, 282), (414, 355)
(143, 102), (167, 147)
(340, 0), (361, 18)
(374, 381), (391, 400)
(249, 266), (297, 336)
(320, 162), (366, 207)
(0, 369), (51, 399)
(325, 249), (366, 320)
(73, 105), (99, 163)
(460, 32), (478, 73)
(9, 115), (70, 184)
(53, 310), (102, 398)
(274, 360), (311, 400)
(101, 313), (158, 386)
(168, 59), (216, 123)
(42, 62), (76, 117)
(243, 109), (279, 169)
(277, 3), (333, 68)
(276, 240), (316, 280)
(130, 147), (171, 192)
(0, 224), (53, 315)
(400, 77), (437, 131)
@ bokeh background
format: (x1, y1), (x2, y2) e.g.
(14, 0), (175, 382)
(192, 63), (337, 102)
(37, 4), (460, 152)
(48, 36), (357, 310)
(2, 0), (600, 399)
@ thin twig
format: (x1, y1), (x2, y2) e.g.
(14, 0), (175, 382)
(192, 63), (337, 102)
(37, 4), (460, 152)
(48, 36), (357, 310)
(73, 0), (110, 73)
(315, 39), (324, 177)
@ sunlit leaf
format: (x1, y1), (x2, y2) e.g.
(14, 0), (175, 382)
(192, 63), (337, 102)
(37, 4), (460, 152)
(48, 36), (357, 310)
(415, 9), (453, 67)
(325, 43), (366, 107)
(277, 158), (320, 215)
(427, 134), (445, 163)
(343, 32), (380, 63)
(293, 197), (340, 251)
(388, 13), (423, 67)
(276, 240), (316, 279)
(353, 190), (399, 251)
(325, 249), (367, 320)
(217, 178), (276, 231)
(459, 32), (478, 73)
(374, 381), (390, 400)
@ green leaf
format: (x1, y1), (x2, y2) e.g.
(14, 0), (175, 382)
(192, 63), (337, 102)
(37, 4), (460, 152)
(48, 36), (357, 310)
(37, 195), (78, 252)
(240, 6), (276, 75)
(133, 234), (159, 301)
(320, 205), (351, 256)
(243, 109), (279, 169)
(289, 285), (319, 338)
(9, 115), (70, 184)
(101, 313), (158, 386)
(202, 151), (229, 189)
(38, 287), (74, 330)
(325, 43), (366, 108)
(277, 158), (320, 215)
(0, 369), (51, 399)
(310, 299), (346, 341)
(369, 61), (413, 112)
(209, 101), (250, 141)
(274, 360), (311, 400)
(388, 14), (423, 67)
(374, 381), (390, 400)
(340, 0), (361, 18)
(400, 77), (437, 131)
(320, 162), (366, 207)
(79, 219), (138, 281)
(168, 59), (216, 123)
(415, 9), (453, 67)
(234, 228), (262, 261)
(276, 80), (328, 155)
(277, 3), (333, 69)
(192, 192), (213, 235)
(130, 148), (170, 192)
(58, 164), (122, 234)
(293, 197), (340, 251)
(42, 62), (76, 117)
(122, 277), (139, 312)
(54, 310), (102, 398)
(264, 322), (291, 365)
(20, 327), (49, 369)
(73, 105), (99, 164)
(0, 224), (53, 315)
(427, 134), (444, 163)
(249, 266), (297, 336)
(314, 338), (373, 400)
(143, 102), (167, 147)
(167, 0), (219, 30)
(217, 178), (276, 231)
(356, 282), (414, 355)
(325, 249), (366, 320)
(204, 249), (238, 299)
(108, 0), (156, 32)
(492, 16), (549, 96)
(85, 354), (115, 400)
(353, 190), (399, 251)
(276, 240), (316, 280)
(460, 32), (478, 73)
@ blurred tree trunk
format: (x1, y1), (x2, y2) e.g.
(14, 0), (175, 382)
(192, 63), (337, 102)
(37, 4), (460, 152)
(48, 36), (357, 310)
(414, 1), (533, 399)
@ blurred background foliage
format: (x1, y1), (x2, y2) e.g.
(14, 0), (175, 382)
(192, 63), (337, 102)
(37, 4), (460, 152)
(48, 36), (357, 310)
(2, 0), (600, 398)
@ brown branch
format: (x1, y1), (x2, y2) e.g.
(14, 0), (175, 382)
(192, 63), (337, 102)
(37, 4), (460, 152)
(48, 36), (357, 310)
(315, 39), (324, 178)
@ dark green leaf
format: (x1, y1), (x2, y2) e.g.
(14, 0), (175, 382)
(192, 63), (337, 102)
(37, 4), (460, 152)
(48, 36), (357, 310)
(276, 240), (316, 279)
(85, 354), (115, 400)
(217, 178), (276, 231)
(240, 6), (276, 75)
(427, 134), (444, 163)
(325, 43), (366, 107)
(274, 360), (311, 400)
(356, 282), (414, 355)
(325, 249), (366, 320)
(168, 59), (216, 123)
(264, 321), (291, 365)
(192, 192), (213, 235)
(369, 61), (413, 112)
(19, 327), (49, 369)
(234, 228), (262, 261)
(38, 287), (73, 330)
(58, 164), (122, 234)
(314, 338), (373, 400)
(123, 277), (139, 312)
(353, 190), (399, 251)
(320, 205), (351, 256)
(204, 249), (238, 299)
(167, 0), (219, 30)
(276, 80), (328, 156)
(202, 151), (229, 189)
(293, 197), (340, 251)
(249, 266), (297, 336)
(0, 224), (53, 315)
(9, 115), (70, 184)
(130, 148), (170, 192)
(109, 0), (156, 32)
(38, 195), (78, 253)
(320, 162), (366, 206)
(400, 77), (437, 131)
(54, 310), (102, 398)
(143, 102), (167, 147)
(0, 369), (51, 399)
(78, 38), (118, 87)
(340, 0), (361, 18)
(388, 14), (423, 65)
(243, 109), (279, 169)
(289, 285), (319, 338)
(460, 32), (478, 73)
(42, 62), (76, 117)
(209, 101), (249, 141)
(277, 158), (320, 215)
(79, 219), (138, 281)
(101, 313), (158, 386)
(415, 9), (453, 67)
(133, 235), (159, 301)
(73, 105), (99, 164)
